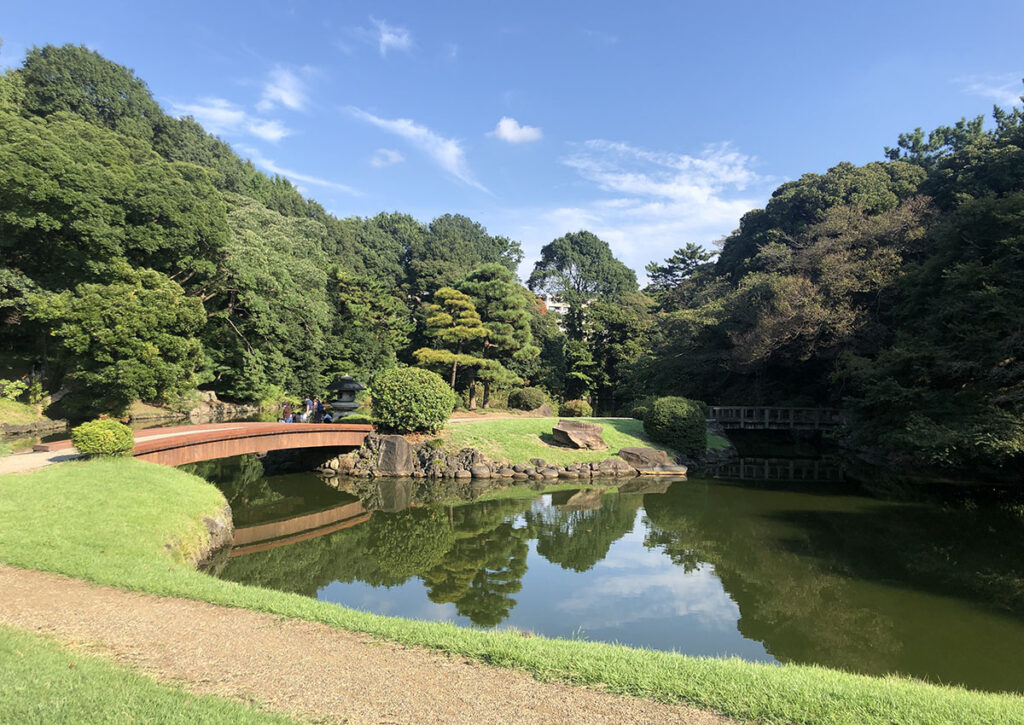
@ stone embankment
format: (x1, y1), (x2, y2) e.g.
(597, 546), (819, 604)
(316, 433), (687, 484)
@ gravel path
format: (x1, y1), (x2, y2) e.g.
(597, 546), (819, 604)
(0, 567), (735, 724)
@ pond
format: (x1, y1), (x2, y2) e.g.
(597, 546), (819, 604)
(190, 454), (1024, 694)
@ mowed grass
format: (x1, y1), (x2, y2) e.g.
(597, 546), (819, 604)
(3, 459), (1024, 723)
(444, 416), (676, 465)
(0, 625), (296, 724)
(0, 398), (46, 426)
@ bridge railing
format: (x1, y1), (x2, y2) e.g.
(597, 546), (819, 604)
(707, 406), (843, 431)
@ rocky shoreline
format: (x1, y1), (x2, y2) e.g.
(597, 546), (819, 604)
(316, 433), (689, 484)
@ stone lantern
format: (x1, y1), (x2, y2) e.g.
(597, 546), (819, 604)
(328, 375), (366, 418)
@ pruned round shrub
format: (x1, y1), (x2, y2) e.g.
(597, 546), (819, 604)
(508, 387), (548, 411)
(560, 398), (593, 417)
(71, 419), (135, 457)
(643, 396), (707, 457)
(628, 395), (657, 420)
(372, 367), (457, 433)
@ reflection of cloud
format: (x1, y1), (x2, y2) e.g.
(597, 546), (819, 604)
(557, 557), (739, 632)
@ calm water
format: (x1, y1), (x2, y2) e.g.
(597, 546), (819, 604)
(191, 455), (1024, 693)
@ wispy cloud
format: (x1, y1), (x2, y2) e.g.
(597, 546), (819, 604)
(371, 18), (412, 56)
(172, 97), (292, 143)
(371, 148), (405, 167)
(348, 107), (486, 191)
(490, 117), (543, 143)
(580, 29), (618, 46)
(958, 73), (1023, 108)
(257, 66), (308, 112)
(512, 139), (771, 278)
(239, 145), (359, 195)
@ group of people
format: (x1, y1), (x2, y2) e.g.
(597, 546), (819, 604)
(279, 396), (333, 424)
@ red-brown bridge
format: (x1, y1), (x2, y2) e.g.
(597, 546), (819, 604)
(34, 422), (373, 467)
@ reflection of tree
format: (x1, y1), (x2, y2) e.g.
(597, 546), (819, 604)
(181, 454), (268, 507)
(366, 507), (454, 581)
(641, 480), (1024, 689)
(525, 492), (642, 572)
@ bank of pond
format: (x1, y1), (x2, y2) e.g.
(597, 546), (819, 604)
(187, 452), (1024, 695)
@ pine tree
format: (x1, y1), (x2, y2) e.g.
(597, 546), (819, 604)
(414, 287), (488, 392)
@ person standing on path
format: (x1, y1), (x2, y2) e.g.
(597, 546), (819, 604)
(302, 396), (313, 423)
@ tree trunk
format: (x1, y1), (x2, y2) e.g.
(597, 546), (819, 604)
(482, 380), (491, 408)
(468, 374), (478, 410)
(450, 361), (458, 389)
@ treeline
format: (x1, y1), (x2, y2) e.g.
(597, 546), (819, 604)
(0, 45), (556, 416)
(2, 44), (1021, 473)
(630, 107), (1024, 471)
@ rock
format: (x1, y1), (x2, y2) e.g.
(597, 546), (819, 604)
(556, 489), (604, 512)
(513, 463), (529, 473)
(617, 446), (688, 476)
(498, 467), (514, 477)
(454, 469), (472, 479)
(512, 472), (528, 480)
(530, 458), (547, 468)
(193, 504), (234, 573)
(558, 470), (580, 479)
(541, 468), (559, 479)
(552, 420), (608, 450)
(617, 478), (673, 495)
(470, 464), (492, 479)
(593, 457), (637, 477)
(531, 402), (555, 418)
(377, 479), (413, 512)
(377, 435), (416, 476)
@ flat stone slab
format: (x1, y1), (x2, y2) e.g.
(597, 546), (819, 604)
(552, 419), (608, 450)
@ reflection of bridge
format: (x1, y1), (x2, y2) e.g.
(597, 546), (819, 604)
(229, 500), (369, 557)
(708, 406), (843, 431)
(34, 422), (372, 466)
(702, 457), (843, 483)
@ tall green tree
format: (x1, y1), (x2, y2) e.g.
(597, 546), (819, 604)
(414, 287), (489, 391)
(458, 264), (539, 407)
(528, 230), (637, 338)
(27, 264), (205, 417)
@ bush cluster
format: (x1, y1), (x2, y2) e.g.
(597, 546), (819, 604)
(0, 379), (28, 401)
(372, 367), (457, 433)
(643, 396), (707, 457)
(560, 399), (593, 417)
(508, 387), (548, 411)
(71, 419), (135, 457)
(627, 395), (657, 421)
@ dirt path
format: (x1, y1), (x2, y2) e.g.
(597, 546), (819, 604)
(0, 567), (734, 724)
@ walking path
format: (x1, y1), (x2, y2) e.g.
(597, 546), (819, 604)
(0, 567), (730, 724)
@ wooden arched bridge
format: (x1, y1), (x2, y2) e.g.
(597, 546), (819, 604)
(34, 422), (373, 467)
(707, 406), (843, 431)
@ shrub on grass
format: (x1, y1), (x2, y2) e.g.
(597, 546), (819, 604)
(508, 387), (548, 411)
(372, 367), (457, 433)
(627, 395), (657, 420)
(560, 399), (593, 417)
(71, 419), (135, 457)
(643, 396), (707, 457)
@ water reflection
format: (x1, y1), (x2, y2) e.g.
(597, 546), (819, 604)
(204, 454), (1024, 693)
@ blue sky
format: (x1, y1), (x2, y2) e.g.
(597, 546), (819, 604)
(2, 1), (1022, 278)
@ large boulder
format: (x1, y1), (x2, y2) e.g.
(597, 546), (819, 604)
(552, 419), (608, 450)
(617, 446), (688, 476)
(377, 435), (416, 476)
(556, 489), (604, 512)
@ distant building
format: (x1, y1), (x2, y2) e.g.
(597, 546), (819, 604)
(536, 293), (572, 332)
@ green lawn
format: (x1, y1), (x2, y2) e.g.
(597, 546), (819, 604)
(443, 417), (677, 465)
(0, 625), (296, 724)
(0, 398), (47, 426)
(2, 458), (1023, 724)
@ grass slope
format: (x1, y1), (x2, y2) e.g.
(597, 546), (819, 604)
(0, 625), (296, 724)
(1, 459), (1022, 724)
(0, 398), (46, 426)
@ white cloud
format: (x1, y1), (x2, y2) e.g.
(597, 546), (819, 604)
(370, 148), (405, 167)
(509, 139), (771, 279)
(372, 18), (412, 56)
(348, 107), (487, 191)
(238, 145), (360, 196)
(172, 97), (292, 143)
(959, 73), (1023, 108)
(491, 117), (543, 143)
(257, 67), (308, 112)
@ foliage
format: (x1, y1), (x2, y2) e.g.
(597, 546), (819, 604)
(0, 378), (27, 401)
(559, 399), (593, 417)
(508, 387), (548, 411)
(643, 396), (707, 457)
(408, 214), (522, 294)
(414, 287), (489, 394)
(528, 230), (638, 338)
(70, 419), (135, 457)
(28, 264), (205, 418)
(372, 366), (457, 433)
(330, 272), (412, 381)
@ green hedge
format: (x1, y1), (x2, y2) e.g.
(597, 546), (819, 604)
(643, 396), (707, 457)
(508, 387), (548, 411)
(373, 367), (457, 433)
(71, 419), (135, 457)
(560, 399), (593, 417)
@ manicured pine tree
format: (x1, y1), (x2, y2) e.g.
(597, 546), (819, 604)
(414, 287), (489, 392)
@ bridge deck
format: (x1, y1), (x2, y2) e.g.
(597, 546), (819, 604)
(34, 422), (373, 466)
(707, 406), (843, 431)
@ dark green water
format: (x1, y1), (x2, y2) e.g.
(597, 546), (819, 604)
(192, 455), (1024, 693)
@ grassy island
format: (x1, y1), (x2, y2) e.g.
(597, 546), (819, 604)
(1, 459), (1022, 724)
